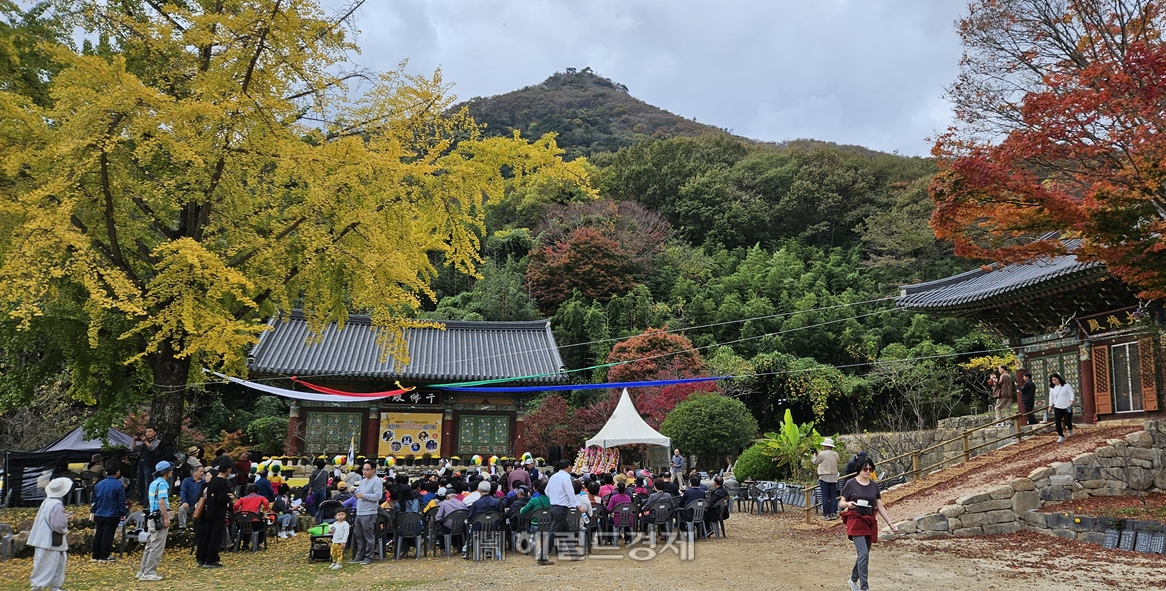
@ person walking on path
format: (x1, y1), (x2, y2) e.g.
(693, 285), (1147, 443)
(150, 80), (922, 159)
(91, 462), (128, 563)
(1018, 370), (1038, 425)
(813, 437), (840, 520)
(1048, 372), (1076, 443)
(840, 457), (898, 591)
(350, 460), (383, 565)
(29, 477), (73, 591)
(538, 459), (582, 566)
(137, 461), (173, 581)
(991, 365), (1016, 424)
(670, 449), (685, 489)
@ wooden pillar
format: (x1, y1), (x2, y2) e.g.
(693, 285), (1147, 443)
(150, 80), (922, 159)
(514, 413), (526, 456)
(364, 406), (379, 459)
(441, 409), (455, 459)
(286, 405), (303, 455)
(1080, 343), (1097, 424)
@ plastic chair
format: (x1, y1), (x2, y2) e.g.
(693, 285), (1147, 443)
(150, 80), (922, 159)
(0, 524), (13, 562)
(747, 485), (767, 514)
(646, 501), (674, 547)
(468, 511), (505, 561)
(118, 511), (146, 558)
(374, 510), (394, 560)
(441, 509), (469, 558)
(707, 497), (728, 538)
(769, 483), (786, 513)
(233, 511), (265, 552)
(608, 503), (638, 548)
(725, 482), (747, 512)
(393, 512), (424, 560)
(77, 471), (101, 505)
(423, 508), (439, 557)
(682, 499), (709, 542)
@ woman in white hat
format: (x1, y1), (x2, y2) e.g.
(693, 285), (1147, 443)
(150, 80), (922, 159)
(29, 477), (73, 591)
(813, 437), (840, 520)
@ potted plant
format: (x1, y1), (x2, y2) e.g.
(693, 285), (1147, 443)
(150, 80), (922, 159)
(404, 454), (415, 466)
(421, 453), (433, 466)
(535, 457), (545, 467)
(451, 456), (462, 466)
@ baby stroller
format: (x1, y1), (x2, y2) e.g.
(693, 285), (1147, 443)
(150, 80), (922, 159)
(307, 500), (343, 563)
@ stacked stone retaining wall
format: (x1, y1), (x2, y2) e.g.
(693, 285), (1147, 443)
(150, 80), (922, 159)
(887, 419), (1166, 540)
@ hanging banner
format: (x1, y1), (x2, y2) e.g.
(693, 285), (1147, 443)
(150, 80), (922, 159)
(378, 412), (443, 458)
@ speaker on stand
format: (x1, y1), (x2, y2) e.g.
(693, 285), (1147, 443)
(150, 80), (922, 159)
(547, 445), (562, 465)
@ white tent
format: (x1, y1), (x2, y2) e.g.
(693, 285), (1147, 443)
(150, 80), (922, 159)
(585, 388), (671, 449)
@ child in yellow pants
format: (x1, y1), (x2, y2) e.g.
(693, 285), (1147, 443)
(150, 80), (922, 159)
(329, 509), (349, 570)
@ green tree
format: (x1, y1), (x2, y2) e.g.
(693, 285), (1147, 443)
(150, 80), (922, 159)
(661, 392), (758, 462)
(0, 0), (590, 434)
(425, 258), (541, 322)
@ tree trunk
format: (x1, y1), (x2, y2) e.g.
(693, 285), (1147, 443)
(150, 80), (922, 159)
(148, 341), (191, 439)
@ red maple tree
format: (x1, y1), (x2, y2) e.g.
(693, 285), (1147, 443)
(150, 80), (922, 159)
(930, 0), (1166, 299)
(525, 226), (639, 314)
(524, 394), (579, 457)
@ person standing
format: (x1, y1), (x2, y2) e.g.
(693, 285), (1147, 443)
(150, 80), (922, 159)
(91, 463), (128, 563)
(813, 437), (840, 520)
(538, 459), (581, 566)
(233, 452), (252, 497)
(137, 461), (173, 582)
(196, 460), (233, 568)
(670, 449), (685, 490)
(840, 457), (898, 591)
(992, 365), (1016, 424)
(132, 427), (160, 505)
(29, 477), (72, 591)
(350, 460), (383, 565)
(1018, 370), (1038, 425)
(1049, 372), (1076, 443)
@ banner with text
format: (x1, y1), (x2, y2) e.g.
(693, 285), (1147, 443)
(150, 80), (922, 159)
(378, 412), (443, 458)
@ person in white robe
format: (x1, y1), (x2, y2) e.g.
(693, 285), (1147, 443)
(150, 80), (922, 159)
(29, 477), (73, 591)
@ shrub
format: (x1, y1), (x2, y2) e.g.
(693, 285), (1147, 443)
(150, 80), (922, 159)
(733, 443), (780, 482)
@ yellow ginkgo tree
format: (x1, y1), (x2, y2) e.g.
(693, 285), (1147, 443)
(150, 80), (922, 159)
(0, 0), (592, 433)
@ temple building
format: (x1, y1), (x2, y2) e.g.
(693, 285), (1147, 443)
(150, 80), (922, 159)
(898, 241), (1164, 423)
(245, 311), (566, 458)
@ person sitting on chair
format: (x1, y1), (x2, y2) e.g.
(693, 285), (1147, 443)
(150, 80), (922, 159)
(232, 484), (269, 549)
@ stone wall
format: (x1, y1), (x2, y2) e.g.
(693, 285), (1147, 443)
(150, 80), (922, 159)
(887, 420), (1166, 540)
(839, 422), (1036, 479)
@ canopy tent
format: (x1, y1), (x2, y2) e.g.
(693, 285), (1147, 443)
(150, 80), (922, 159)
(585, 388), (671, 449)
(4, 427), (135, 507)
(38, 426), (135, 453)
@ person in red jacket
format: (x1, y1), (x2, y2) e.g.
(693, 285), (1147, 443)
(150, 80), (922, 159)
(839, 457), (898, 591)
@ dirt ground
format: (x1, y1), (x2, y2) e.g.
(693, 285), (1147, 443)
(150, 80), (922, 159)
(2, 509), (1164, 591)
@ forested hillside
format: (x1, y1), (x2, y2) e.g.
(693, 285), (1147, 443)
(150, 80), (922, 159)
(429, 72), (991, 452)
(462, 69), (728, 159)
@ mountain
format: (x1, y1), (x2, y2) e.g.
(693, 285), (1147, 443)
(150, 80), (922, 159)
(460, 68), (729, 159)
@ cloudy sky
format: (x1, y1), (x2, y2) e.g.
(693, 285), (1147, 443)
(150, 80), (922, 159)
(346, 1), (967, 157)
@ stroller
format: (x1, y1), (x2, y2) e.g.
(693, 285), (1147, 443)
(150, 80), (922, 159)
(307, 500), (344, 563)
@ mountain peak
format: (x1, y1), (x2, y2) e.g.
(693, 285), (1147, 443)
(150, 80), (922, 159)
(461, 69), (729, 159)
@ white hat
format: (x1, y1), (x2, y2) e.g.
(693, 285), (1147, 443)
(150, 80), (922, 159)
(45, 477), (73, 498)
(820, 437), (835, 448)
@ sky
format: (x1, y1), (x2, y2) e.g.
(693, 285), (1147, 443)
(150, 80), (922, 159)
(345, 1), (968, 157)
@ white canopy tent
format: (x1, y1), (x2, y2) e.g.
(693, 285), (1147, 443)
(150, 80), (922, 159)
(585, 388), (671, 449)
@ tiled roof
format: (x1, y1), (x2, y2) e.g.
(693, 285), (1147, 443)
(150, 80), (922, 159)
(248, 311), (567, 384)
(898, 244), (1105, 311)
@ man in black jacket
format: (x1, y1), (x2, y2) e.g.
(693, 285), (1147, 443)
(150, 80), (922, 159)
(196, 460), (234, 568)
(1019, 370), (1038, 425)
